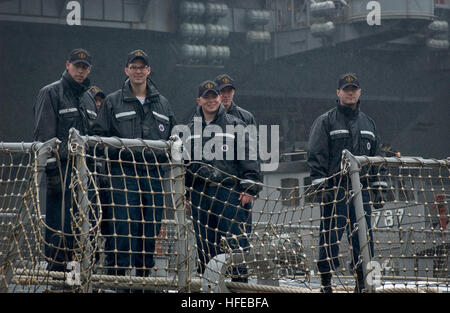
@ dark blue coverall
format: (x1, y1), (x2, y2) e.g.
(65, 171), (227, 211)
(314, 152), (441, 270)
(307, 102), (385, 276)
(185, 104), (261, 276)
(33, 70), (97, 272)
(92, 78), (176, 275)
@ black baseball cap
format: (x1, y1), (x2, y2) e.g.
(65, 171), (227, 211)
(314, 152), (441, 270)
(198, 80), (219, 98)
(338, 73), (361, 90)
(88, 86), (105, 99)
(68, 48), (92, 66)
(126, 49), (149, 66)
(214, 74), (235, 91)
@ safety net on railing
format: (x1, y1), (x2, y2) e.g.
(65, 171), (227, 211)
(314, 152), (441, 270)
(0, 133), (448, 293)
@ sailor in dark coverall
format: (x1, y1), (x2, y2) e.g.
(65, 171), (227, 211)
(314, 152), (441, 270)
(185, 80), (262, 279)
(213, 74), (260, 282)
(33, 48), (98, 272)
(92, 50), (177, 278)
(213, 74), (257, 127)
(307, 73), (387, 293)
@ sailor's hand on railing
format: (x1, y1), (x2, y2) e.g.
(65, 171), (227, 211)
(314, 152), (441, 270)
(186, 200), (191, 211)
(239, 192), (254, 207)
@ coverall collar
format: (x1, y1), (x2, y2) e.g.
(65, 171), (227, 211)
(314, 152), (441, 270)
(122, 78), (159, 102)
(227, 101), (237, 113)
(62, 70), (90, 97)
(337, 100), (360, 118)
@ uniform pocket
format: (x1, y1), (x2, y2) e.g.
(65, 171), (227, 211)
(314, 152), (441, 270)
(115, 111), (136, 120)
(59, 107), (80, 120)
(360, 130), (375, 154)
(115, 110), (136, 137)
(86, 109), (97, 119)
(329, 129), (350, 152)
(152, 111), (170, 138)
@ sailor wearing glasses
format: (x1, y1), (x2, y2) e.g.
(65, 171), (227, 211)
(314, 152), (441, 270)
(93, 49), (177, 282)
